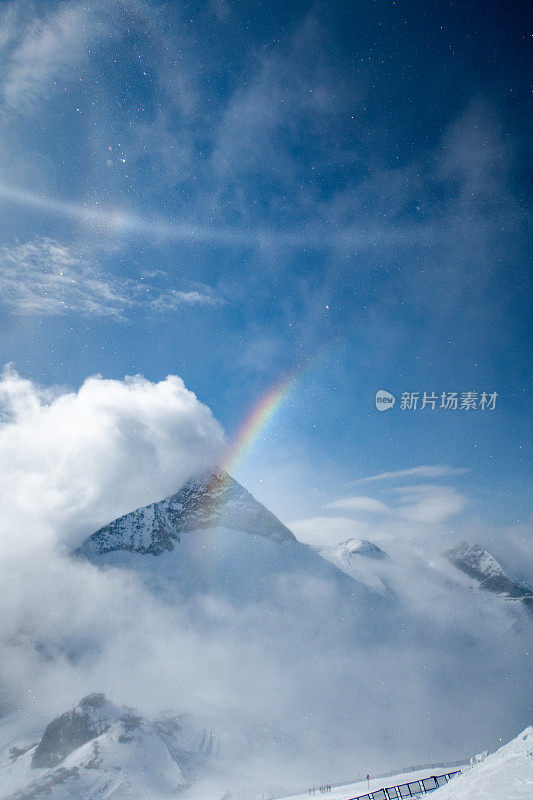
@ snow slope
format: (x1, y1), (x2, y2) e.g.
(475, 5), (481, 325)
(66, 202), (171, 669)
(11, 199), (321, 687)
(278, 765), (464, 800)
(278, 728), (532, 800)
(429, 726), (533, 800)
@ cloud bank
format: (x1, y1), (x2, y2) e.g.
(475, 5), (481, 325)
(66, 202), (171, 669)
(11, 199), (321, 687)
(0, 368), (225, 556)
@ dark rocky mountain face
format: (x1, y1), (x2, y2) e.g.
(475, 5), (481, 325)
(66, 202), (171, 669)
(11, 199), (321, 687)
(31, 695), (109, 769)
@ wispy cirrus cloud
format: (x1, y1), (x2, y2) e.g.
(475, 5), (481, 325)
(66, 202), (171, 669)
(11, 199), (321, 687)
(352, 465), (469, 484)
(293, 483), (469, 547)
(0, 182), (423, 251)
(293, 468), (470, 547)
(0, 1), (528, 399)
(0, 3), (104, 114)
(391, 483), (468, 525)
(0, 239), (221, 318)
(148, 287), (221, 311)
(325, 496), (390, 514)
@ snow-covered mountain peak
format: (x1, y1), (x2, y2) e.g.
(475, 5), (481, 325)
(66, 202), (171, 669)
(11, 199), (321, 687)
(1, 695), (216, 800)
(315, 538), (390, 595)
(446, 541), (533, 605)
(342, 538), (387, 558)
(76, 470), (296, 557)
(31, 694), (136, 769)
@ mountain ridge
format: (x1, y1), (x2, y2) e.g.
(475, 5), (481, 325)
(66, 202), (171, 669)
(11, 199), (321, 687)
(76, 470), (296, 558)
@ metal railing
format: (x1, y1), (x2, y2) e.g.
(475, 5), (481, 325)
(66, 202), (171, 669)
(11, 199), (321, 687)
(347, 770), (461, 800)
(273, 758), (467, 799)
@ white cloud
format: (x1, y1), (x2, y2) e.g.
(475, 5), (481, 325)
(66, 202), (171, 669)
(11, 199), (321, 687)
(290, 515), (372, 547)
(0, 180), (412, 251)
(0, 238), (221, 317)
(293, 483), (468, 546)
(0, 4), (102, 114)
(352, 465), (468, 484)
(0, 4), (23, 51)
(0, 368), (225, 555)
(0, 239), (131, 318)
(392, 484), (468, 524)
(148, 287), (221, 311)
(325, 495), (390, 514)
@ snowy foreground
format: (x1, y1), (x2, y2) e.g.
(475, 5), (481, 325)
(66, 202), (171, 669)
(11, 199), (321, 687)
(0, 701), (530, 800)
(278, 727), (532, 800)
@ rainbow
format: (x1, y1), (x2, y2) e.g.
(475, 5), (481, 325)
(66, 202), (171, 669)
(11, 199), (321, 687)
(186, 374), (296, 553)
(220, 373), (296, 477)
(208, 316), (351, 491)
(217, 332), (339, 480)
(185, 374), (297, 580)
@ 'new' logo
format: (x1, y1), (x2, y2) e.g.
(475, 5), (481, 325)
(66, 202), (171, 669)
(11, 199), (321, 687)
(375, 390), (396, 411)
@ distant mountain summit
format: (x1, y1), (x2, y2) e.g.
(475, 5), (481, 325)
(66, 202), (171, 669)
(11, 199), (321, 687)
(342, 538), (387, 559)
(446, 542), (533, 609)
(315, 538), (391, 595)
(0, 694), (215, 800)
(76, 470), (296, 558)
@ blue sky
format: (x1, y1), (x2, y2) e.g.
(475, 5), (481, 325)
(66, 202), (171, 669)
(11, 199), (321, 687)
(0, 0), (531, 541)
